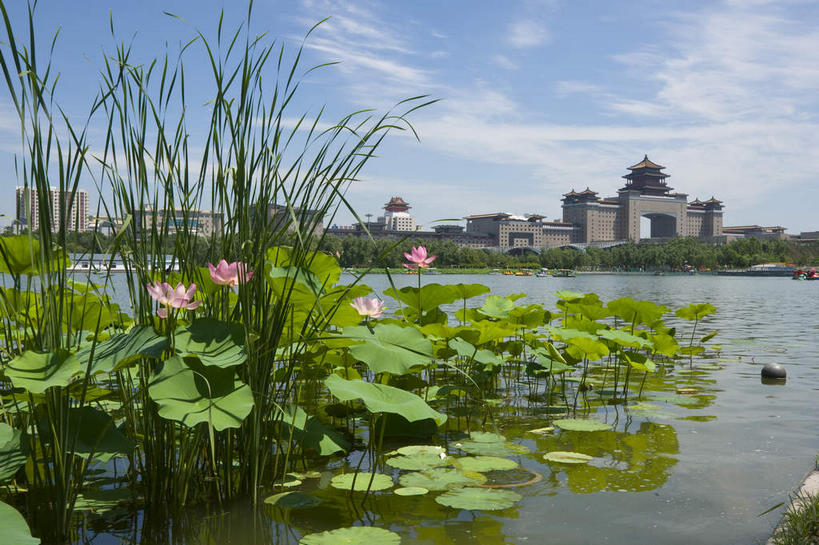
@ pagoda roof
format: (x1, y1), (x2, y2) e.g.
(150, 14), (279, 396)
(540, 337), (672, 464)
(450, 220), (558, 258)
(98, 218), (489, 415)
(628, 154), (665, 170)
(689, 198), (704, 206)
(578, 187), (598, 195)
(704, 197), (723, 204)
(562, 189), (579, 197)
(384, 196), (410, 208)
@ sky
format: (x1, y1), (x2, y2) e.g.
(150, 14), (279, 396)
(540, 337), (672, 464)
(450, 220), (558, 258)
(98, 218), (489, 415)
(2, 0), (819, 233)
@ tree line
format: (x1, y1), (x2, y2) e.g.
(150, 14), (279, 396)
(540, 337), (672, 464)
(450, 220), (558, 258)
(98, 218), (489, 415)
(7, 227), (817, 270)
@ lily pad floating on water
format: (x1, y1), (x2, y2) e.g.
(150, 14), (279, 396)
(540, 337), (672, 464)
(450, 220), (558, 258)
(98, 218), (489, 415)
(527, 426), (555, 435)
(386, 452), (450, 471)
(265, 491), (321, 509)
(299, 526), (401, 545)
(330, 472), (393, 492)
(553, 418), (611, 432)
(542, 451), (593, 464)
(454, 456), (518, 473)
(469, 431), (506, 443)
(434, 487), (522, 511)
(398, 467), (486, 491)
(395, 445), (446, 457)
(393, 486), (429, 496)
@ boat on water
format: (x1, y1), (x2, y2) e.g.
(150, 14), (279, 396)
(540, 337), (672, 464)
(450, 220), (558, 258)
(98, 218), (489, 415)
(535, 268), (550, 278)
(792, 268), (818, 280)
(514, 270), (533, 276)
(717, 263), (796, 277)
(551, 269), (576, 278)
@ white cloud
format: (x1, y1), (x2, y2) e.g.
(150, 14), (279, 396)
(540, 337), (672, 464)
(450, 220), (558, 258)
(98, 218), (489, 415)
(490, 54), (518, 71)
(506, 20), (550, 48)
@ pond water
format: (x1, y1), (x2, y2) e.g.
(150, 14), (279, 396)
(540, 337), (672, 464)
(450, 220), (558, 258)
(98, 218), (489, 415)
(91, 273), (818, 545)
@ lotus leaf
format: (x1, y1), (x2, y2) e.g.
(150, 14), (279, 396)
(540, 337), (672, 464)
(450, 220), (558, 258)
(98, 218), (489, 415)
(457, 441), (529, 457)
(700, 330), (719, 343)
(324, 375), (446, 425)
(623, 351), (656, 372)
(0, 423), (27, 483)
(330, 472), (393, 491)
(279, 405), (349, 456)
(75, 326), (167, 375)
(5, 349), (83, 394)
(478, 295), (516, 319)
(51, 407), (136, 462)
(74, 487), (132, 513)
(650, 333), (679, 357)
(386, 451), (450, 471)
(554, 290), (584, 301)
(434, 487), (521, 511)
(0, 500), (40, 544)
(0, 234), (64, 276)
(148, 356), (254, 431)
(267, 246), (342, 287)
(174, 319), (246, 368)
(398, 467), (486, 490)
(448, 337), (476, 359)
(395, 445), (446, 457)
(454, 456), (518, 472)
(527, 426), (554, 434)
(451, 283), (491, 301)
(384, 283), (460, 312)
(393, 486), (429, 496)
(469, 431), (506, 443)
(543, 451), (593, 464)
(299, 526), (400, 545)
(566, 337), (609, 361)
(608, 297), (669, 325)
(343, 324), (433, 375)
(548, 327), (596, 342)
(554, 418), (612, 432)
(675, 303), (716, 321)
(597, 328), (652, 349)
(264, 491), (321, 509)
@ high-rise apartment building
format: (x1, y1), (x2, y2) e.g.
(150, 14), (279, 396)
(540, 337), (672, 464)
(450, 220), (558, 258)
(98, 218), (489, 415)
(15, 186), (89, 232)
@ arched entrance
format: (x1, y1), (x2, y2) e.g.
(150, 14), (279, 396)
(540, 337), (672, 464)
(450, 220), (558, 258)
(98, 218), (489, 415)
(640, 212), (677, 239)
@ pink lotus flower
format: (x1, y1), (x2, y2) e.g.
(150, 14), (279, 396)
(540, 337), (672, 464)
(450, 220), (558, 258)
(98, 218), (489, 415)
(208, 259), (254, 287)
(403, 246), (436, 269)
(146, 281), (202, 318)
(350, 297), (385, 318)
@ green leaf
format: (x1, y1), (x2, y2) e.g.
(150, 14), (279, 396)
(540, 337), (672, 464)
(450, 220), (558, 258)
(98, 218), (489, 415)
(343, 324), (433, 375)
(700, 330), (719, 343)
(330, 472), (393, 491)
(454, 456), (518, 473)
(675, 303), (717, 321)
(278, 405), (348, 456)
(435, 487), (521, 511)
(554, 290), (584, 301)
(0, 500), (40, 544)
(5, 349), (83, 394)
(650, 333), (679, 358)
(679, 345), (705, 356)
(60, 406), (136, 462)
(449, 337), (476, 359)
(148, 356), (254, 431)
(386, 446), (450, 471)
(393, 486), (429, 496)
(324, 375), (447, 425)
(74, 487), (132, 513)
(267, 246), (342, 287)
(174, 319), (246, 368)
(300, 527), (400, 545)
(565, 337), (610, 361)
(607, 297), (669, 325)
(75, 326), (167, 375)
(0, 235), (66, 276)
(542, 451), (593, 464)
(0, 423), (27, 483)
(264, 491), (321, 509)
(478, 295), (516, 319)
(554, 418), (612, 432)
(384, 283), (460, 312)
(597, 328), (652, 349)
(398, 467), (487, 490)
(623, 351), (656, 372)
(451, 283), (491, 301)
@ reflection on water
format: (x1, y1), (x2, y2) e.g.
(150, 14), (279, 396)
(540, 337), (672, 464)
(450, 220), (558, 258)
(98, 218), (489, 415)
(81, 274), (819, 545)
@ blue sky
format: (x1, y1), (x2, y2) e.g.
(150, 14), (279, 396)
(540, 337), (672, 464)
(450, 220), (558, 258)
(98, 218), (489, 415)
(2, 0), (819, 233)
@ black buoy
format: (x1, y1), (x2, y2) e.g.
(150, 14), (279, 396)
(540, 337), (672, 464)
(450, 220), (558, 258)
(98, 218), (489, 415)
(761, 362), (787, 380)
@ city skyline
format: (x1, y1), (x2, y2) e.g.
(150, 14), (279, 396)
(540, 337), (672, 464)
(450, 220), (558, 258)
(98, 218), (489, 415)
(1, 1), (818, 233)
